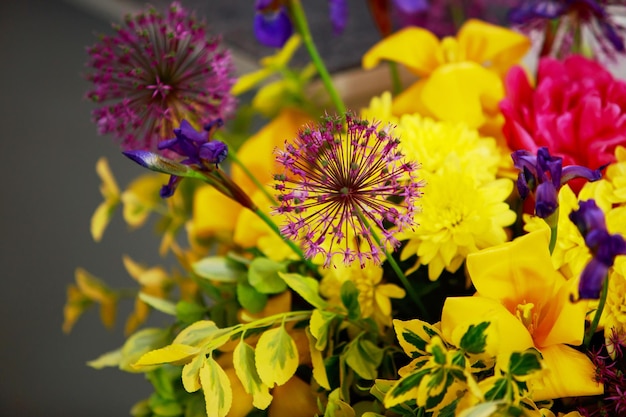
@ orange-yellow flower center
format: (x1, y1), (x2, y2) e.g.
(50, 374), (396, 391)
(515, 301), (538, 336)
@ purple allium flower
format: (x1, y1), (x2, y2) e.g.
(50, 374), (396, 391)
(569, 199), (626, 299)
(85, 2), (237, 152)
(508, 0), (626, 61)
(512, 147), (603, 218)
(273, 113), (422, 268)
(254, 0), (348, 47)
(578, 328), (626, 416)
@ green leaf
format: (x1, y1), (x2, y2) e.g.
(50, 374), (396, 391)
(237, 282), (268, 314)
(393, 319), (440, 358)
(459, 322), (490, 355)
(148, 396), (183, 417)
(484, 378), (509, 401)
(87, 348), (122, 369)
(193, 257), (241, 282)
(385, 368), (430, 408)
(278, 272), (328, 309)
(200, 356), (232, 417)
(184, 393), (208, 417)
(176, 301), (207, 324)
(255, 325), (299, 387)
(340, 280), (360, 320)
(139, 292), (177, 316)
(119, 328), (171, 372)
(343, 335), (383, 380)
(508, 348), (542, 378)
(173, 320), (220, 347)
(324, 388), (355, 417)
(248, 258), (288, 294)
(309, 309), (337, 351)
(233, 342), (273, 409)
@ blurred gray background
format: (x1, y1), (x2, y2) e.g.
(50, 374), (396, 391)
(0, 0), (379, 416)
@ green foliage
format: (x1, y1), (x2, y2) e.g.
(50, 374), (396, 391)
(248, 258), (288, 294)
(459, 322), (490, 355)
(340, 280), (361, 321)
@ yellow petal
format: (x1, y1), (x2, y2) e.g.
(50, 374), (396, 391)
(466, 230), (557, 307)
(531, 344), (603, 401)
(441, 297), (534, 357)
(232, 108), (310, 196)
(96, 157), (120, 196)
(420, 62), (503, 129)
(192, 185), (242, 237)
(391, 80), (436, 117)
(231, 67), (274, 96)
(90, 202), (114, 242)
(362, 27), (440, 76)
(457, 19), (531, 77)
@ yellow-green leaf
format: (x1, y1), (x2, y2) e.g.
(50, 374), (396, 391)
(138, 292), (177, 316)
(199, 356), (232, 417)
(393, 319), (442, 358)
(133, 343), (200, 368)
(278, 272), (328, 309)
(309, 309), (337, 351)
(87, 348), (122, 369)
(255, 326), (299, 387)
(173, 320), (220, 347)
(306, 328), (330, 390)
(182, 353), (205, 393)
(233, 341), (273, 409)
(324, 388), (355, 417)
(343, 336), (383, 380)
(385, 368), (430, 408)
(119, 327), (170, 372)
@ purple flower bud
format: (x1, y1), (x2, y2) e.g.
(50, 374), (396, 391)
(199, 141), (228, 165)
(329, 0), (349, 35)
(512, 147), (604, 218)
(254, 7), (293, 48)
(569, 199), (626, 299)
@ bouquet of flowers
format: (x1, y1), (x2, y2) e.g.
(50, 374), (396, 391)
(63, 1), (626, 416)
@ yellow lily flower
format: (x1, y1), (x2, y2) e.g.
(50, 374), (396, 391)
(362, 19), (530, 132)
(440, 230), (603, 401)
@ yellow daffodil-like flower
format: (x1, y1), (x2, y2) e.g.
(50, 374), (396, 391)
(190, 185), (242, 240)
(122, 255), (171, 335)
(360, 91), (398, 125)
(320, 261), (405, 327)
(441, 230), (603, 401)
(63, 268), (117, 333)
(362, 19), (530, 132)
(91, 157), (121, 242)
(399, 165), (516, 281)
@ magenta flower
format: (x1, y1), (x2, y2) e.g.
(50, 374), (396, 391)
(273, 114), (422, 268)
(85, 2), (237, 151)
(501, 55), (626, 192)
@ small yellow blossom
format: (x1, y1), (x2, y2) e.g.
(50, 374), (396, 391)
(320, 262), (405, 327)
(63, 268), (118, 333)
(122, 255), (171, 335)
(602, 256), (626, 356)
(90, 157), (121, 242)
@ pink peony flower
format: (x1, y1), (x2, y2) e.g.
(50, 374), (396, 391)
(501, 55), (626, 176)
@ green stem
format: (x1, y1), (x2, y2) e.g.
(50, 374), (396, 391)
(388, 61), (402, 96)
(253, 208), (318, 273)
(583, 274), (609, 348)
(544, 208), (559, 254)
(358, 212), (429, 320)
(288, 0), (347, 116)
(215, 133), (278, 206)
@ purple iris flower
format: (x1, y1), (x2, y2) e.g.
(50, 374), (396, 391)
(392, 0), (430, 14)
(254, 0), (348, 47)
(512, 147), (603, 218)
(569, 200), (626, 299)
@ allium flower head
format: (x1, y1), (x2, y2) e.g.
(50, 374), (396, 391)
(85, 2), (236, 151)
(274, 113), (422, 268)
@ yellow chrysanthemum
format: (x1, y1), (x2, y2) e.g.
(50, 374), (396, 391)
(320, 262), (405, 327)
(360, 91), (397, 125)
(397, 114), (503, 183)
(399, 166), (516, 281)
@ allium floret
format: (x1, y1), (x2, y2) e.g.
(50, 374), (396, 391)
(274, 113), (422, 268)
(85, 2), (236, 151)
